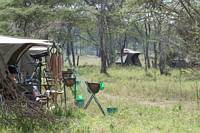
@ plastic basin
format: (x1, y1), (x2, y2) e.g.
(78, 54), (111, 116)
(107, 107), (118, 114)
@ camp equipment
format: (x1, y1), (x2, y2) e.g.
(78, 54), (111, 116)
(75, 95), (84, 108)
(0, 35), (52, 73)
(84, 82), (105, 115)
(99, 82), (105, 90)
(107, 107), (118, 115)
(62, 69), (77, 107)
(0, 35), (52, 92)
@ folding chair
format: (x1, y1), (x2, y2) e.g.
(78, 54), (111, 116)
(84, 82), (105, 116)
(43, 68), (63, 107)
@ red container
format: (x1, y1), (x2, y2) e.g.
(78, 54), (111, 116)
(63, 78), (75, 87)
(86, 82), (100, 94)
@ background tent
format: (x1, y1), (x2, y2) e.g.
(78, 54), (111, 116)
(0, 35), (52, 73)
(115, 48), (141, 66)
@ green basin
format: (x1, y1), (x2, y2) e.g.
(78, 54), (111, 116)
(107, 107), (118, 114)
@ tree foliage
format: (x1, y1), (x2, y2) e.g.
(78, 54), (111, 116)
(1, 0), (200, 72)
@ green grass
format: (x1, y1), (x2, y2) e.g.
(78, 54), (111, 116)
(78, 65), (200, 101)
(1, 56), (200, 132)
(68, 103), (200, 133)
(67, 64), (200, 133)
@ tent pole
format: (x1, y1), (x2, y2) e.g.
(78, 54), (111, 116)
(39, 59), (42, 94)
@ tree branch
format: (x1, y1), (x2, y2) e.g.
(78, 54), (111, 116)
(179, 0), (195, 21)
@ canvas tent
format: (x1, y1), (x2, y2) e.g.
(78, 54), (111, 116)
(115, 48), (141, 66)
(0, 35), (52, 72)
(170, 57), (188, 68)
(18, 46), (49, 76)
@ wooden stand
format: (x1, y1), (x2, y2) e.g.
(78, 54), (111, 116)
(84, 82), (105, 116)
(62, 70), (76, 107)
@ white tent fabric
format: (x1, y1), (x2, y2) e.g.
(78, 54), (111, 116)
(115, 48), (141, 65)
(0, 35), (52, 72)
(0, 35), (51, 44)
(29, 46), (48, 51)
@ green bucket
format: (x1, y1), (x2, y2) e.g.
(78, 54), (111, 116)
(75, 95), (84, 108)
(73, 80), (81, 97)
(76, 80), (81, 86)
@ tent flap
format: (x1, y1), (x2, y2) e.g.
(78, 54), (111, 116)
(0, 35), (52, 67)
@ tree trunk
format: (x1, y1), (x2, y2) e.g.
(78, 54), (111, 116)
(77, 55), (79, 66)
(121, 33), (127, 66)
(23, 21), (28, 37)
(153, 42), (158, 68)
(144, 21), (148, 71)
(70, 41), (76, 67)
(153, 22), (158, 69)
(156, 18), (165, 75)
(144, 21), (148, 70)
(66, 42), (72, 67)
(98, 5), (107, 74)
(75, 46), (78, 55)
(67, 26), (76, 67)
(145, 42), (150, 68)
(106, 17), (115, 66)
(143, 41), (148, 72)
(96, 46), (100, 57)
(159, 41), (165, 75)
(80, 39), (82, 55)
(144, 20), (151, 69)
(99, 22), (107, 73)
(147, 22), (151, 68)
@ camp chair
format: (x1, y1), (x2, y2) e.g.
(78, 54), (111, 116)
(19, 84), (48, 107)
(43, 68), (63, 106)
(43, 68), (56, 89)
(84, 82), (105, 116)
